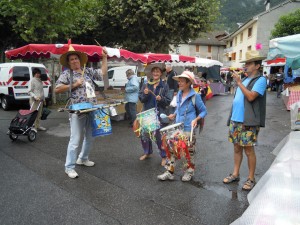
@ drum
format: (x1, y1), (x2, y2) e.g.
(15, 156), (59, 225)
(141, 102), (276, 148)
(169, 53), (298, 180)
(69, 102), (93, 110)
(91, 105), (112, 137)
(160, 123), (184, 139)
(136, 108), (160, 133)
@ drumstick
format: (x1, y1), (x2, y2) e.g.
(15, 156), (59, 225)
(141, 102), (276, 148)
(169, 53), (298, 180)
(190, 126), (194, 143)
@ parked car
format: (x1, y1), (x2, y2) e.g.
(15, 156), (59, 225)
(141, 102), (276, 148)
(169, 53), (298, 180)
(94, 65), (141, 88)
(0, 63), (51, 110)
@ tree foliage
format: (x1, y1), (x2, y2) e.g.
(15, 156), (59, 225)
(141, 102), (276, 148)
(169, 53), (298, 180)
(0, 0), (103, 43)
(87, 0), (220, 52)
(271, 8), (300, 38)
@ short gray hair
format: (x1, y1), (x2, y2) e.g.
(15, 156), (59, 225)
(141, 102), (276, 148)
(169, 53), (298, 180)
(126, 69), (134, 76)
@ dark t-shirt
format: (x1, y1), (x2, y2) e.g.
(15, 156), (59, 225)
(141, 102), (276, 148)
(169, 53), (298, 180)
(166, 70), (178, 92)
(275, 72), (284, 85)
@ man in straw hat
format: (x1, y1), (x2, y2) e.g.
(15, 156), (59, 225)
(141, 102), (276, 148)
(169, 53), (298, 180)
(157, 71), (207, 182)
(223, 50), (267, 191)
(55, 46), (107, 178)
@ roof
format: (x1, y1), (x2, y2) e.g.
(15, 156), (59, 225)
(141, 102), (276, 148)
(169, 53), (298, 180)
(189, 31), (227, 46)
(221, 0), (300, 41)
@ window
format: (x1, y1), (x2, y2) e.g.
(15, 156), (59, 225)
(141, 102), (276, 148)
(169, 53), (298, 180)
(13, 67), (30, 81)
(230, 41), (233, 47)
(108, 70), (114, 79)
(31, 67), (48, 81)
(232, 52), (236, 61)
(208, 45), (212, 53)
(247, 45), (252, 51)
(234, 37), (237, 46)
(248, 27), (252, 37)
(207, 56), (212, 59)
(196, 45), (200, 52)
(240, 33), (243, 43)
(239, 50), (242, 59)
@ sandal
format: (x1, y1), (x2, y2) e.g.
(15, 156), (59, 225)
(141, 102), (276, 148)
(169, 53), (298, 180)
(223, 174), (240, 184)
(242, 178), (255, 191)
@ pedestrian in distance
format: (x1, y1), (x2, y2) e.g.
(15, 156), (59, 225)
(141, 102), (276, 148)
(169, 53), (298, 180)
(157, 71), (207, 182)
(55, 46), (108, 179)
(165, 63), (178, 114)
(138, 67), (171, 166)
(223, 50), (267, 191)
(28, 68), (47, 131)
(125, 69), (139, 127)
(275, 67), (284, 98)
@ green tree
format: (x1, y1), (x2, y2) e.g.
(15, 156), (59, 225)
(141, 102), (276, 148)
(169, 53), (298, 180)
(0, 0), (103, 43)
(0, 14), (26, 62)
(271, 8), (300, 38)
(88, 0), (220, 53)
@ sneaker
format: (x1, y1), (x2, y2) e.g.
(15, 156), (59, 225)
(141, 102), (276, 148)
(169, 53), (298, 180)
(37, 126), (47, 131)
(182, 168), (194, 182)
(76, 158), (95, 167)
(157, 171), (174, 181)
(65, 169), (79, 178)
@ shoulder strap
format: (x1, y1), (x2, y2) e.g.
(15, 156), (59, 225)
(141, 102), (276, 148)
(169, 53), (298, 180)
(191, 94), (196, 107)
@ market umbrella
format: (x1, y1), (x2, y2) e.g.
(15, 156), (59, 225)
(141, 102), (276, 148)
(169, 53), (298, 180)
(5, 43), (147, 64)
(267, 34), (300, 70)
(140, 53), (195, 64)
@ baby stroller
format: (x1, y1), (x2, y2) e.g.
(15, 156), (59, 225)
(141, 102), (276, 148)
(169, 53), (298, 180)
(7, 101), (43, 142)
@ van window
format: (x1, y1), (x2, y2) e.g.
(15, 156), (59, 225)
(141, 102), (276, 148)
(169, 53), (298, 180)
(12, 66), (30, 81)
(32, 67), (48, 81)
(108, 70), (114, 79)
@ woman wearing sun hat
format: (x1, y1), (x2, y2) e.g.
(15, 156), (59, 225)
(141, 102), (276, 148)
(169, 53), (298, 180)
(157, 71), (207, 182)
(55, 45), (108, 179)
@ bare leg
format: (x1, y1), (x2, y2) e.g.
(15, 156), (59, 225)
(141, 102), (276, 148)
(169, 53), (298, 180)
(244, 146), (256, 180)
(232, 143), (243, 177)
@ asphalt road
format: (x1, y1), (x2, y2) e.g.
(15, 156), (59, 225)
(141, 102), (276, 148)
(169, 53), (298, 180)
(0, 92), (291, 225)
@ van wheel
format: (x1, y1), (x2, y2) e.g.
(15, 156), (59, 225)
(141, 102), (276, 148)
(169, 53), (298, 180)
(1, 96), (10, 111)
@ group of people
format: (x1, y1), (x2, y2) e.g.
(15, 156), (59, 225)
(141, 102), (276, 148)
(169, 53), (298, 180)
(52, 47), (267, 191)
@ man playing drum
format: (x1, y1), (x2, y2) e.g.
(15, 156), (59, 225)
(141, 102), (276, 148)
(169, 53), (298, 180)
(158, 71), (207, 182)
(55, 46), (107, 179)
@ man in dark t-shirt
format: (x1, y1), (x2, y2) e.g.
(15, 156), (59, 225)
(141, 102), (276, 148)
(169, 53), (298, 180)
(166, 63), (178, 114)
(275, 67), (284, 98)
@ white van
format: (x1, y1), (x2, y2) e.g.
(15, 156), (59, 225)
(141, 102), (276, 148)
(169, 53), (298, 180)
(94, 65), (140, 88)
(0, 63), (51, 110)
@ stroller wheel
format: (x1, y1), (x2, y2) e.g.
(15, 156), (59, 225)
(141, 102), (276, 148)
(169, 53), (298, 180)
(9, 133), (18, 141)
(28, 130), (37, 142)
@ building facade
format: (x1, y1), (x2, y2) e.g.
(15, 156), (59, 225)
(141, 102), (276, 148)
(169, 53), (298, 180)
(222, 0), (300, 68)
(169, 31), (227, 63)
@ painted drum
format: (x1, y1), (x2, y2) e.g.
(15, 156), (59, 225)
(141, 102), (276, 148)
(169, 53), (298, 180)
(91, 105), (112, 137)
(69, 102), (93, 110)
(136, 108), (160, 133)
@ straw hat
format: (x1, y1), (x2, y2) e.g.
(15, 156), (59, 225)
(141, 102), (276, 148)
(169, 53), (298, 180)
(173, 71), (195, 84)
(60, 45), (88, 68)
(240, 50), (266, 63)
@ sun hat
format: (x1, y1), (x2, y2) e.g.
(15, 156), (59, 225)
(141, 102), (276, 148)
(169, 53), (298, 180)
(240, 50), (266, 63)
(173, 71), (195, 84)
(60, 45), (88, 68)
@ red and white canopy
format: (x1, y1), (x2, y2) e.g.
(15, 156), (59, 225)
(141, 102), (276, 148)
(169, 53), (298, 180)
(5, 43), (148, 64)
(140, 53), (223, 68)
(264, 57), (286, 66)
(140, 53), (195, 64)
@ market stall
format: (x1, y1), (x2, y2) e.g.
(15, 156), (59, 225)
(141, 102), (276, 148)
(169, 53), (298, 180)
(267, 34), (300, 110)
